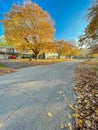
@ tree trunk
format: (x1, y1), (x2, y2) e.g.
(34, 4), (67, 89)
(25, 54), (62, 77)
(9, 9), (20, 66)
(58, 54), (60, 59)
(35, 53), (39, 60)
(32, 49), (39, 60)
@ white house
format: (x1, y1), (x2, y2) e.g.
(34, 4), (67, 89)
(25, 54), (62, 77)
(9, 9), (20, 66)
(0, 46), (18, 59)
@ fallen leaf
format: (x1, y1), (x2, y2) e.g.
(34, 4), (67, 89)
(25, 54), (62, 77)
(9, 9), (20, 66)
(68, 115), (72, 119)
(73, 113), (80, 118)
(69, 104), (76, 111)
(68, 123), (72, 130)
(60, 123), (66, 129)
(85, 120), (92, 127)
(64, 97), (68, 102)
(47, 112), (52, 117)
(0, 122), (3, 128)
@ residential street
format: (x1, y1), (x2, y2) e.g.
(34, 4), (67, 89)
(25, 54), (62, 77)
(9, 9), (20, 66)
(0, 62), (77, 130)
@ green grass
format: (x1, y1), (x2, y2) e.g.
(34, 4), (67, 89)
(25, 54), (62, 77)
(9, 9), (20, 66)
(0, 64), (7, 68)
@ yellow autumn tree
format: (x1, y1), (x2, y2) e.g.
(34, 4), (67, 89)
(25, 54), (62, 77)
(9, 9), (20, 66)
(67, 41), (80, 58)
(55, 40), (70, 59)
(79, 0), (98, 54)
(1, 2), (54, 59)
(72, 46), (80, 56)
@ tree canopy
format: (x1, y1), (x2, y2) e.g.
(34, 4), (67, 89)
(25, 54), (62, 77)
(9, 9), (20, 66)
(79, 0), (98, 54)
(53, 40), (80, 59)
(54, 40), (69, 59)
(85, 0), (98, 40)
(67, 41), (80, 57)
(1, 2), (55, 59)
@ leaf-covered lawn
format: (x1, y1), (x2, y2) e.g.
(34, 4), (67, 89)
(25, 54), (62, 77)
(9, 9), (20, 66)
(6, 58), (74, 63)
(0, 64), (16, 76)
(0, 68), (16, 76)
(31, 59), (74, 65)
(72, 62), (98, 130)
(87, 61), (98, 72)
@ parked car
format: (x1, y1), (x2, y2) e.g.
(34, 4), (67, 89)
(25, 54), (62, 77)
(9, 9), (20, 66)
(8, 55), (17, 59)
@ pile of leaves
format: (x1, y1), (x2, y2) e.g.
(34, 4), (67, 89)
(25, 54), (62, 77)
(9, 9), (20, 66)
(72, 63), (98, 130)
(0, 68), (16, 76)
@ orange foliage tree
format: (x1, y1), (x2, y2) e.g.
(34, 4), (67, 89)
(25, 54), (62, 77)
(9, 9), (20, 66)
(67, 42), (80, 58)
(1, 2), (55, 59)
(55, 40), (70, 59)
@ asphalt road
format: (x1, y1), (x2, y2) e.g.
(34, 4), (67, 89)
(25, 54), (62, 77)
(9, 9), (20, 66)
(0, 62), (77, 130)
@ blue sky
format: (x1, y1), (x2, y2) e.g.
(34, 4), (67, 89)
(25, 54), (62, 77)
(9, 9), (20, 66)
(0, 0), (92, 42)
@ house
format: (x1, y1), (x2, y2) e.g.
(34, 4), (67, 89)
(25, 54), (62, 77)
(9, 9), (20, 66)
(38, 53), (58, 59)
(0, 46), (18, 59)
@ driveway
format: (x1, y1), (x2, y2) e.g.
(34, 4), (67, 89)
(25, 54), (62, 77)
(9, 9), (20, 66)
(0, 62), (77, 130)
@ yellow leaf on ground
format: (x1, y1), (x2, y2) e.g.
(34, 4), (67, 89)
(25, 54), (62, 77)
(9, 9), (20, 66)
(69, 104), (76, 111)
(68, 123), (72, 130)
(47, 112), (52, 117)
(60, 123), (66, 129)
(0, 122), (3, 128)
(68, 115), (72, 119)
(64, 97), (68, 102)
(78, 119), (83, 128)
(73, 113), (80, 118)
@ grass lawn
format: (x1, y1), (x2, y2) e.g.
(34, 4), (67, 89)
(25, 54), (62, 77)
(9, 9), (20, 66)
(31, 58), (74, 64)
(7, 58), (75, 63)
(0, 63), (16, 76)
(0, 63), (7, 68)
